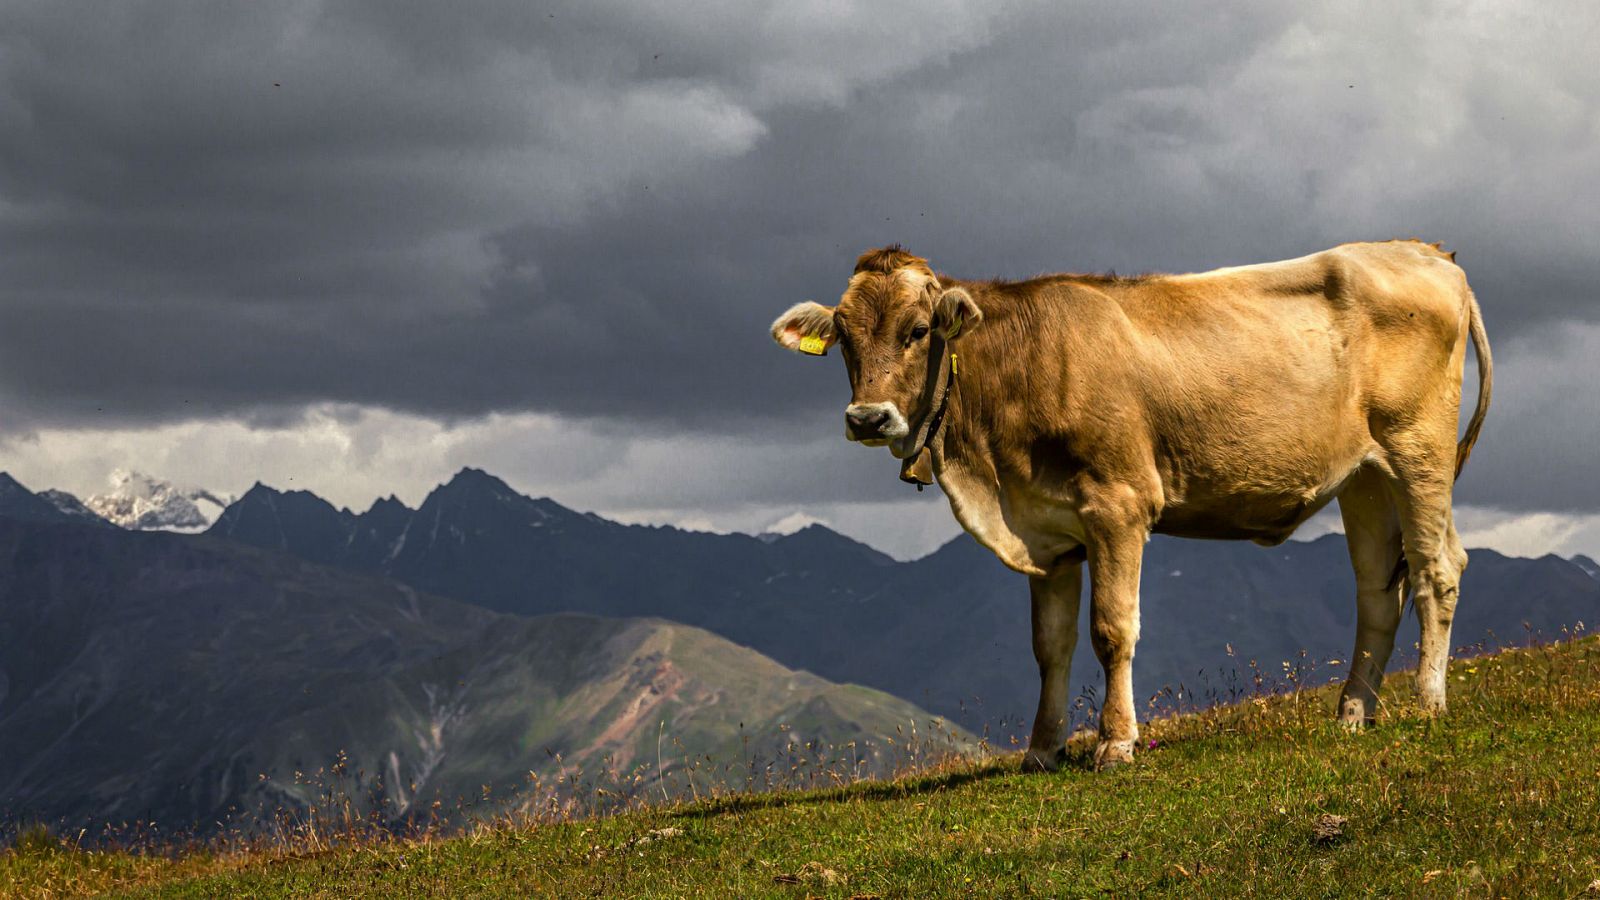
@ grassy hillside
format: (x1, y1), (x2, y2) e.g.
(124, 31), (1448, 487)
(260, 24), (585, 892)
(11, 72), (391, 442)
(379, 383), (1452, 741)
(7, 634), (1598, 898)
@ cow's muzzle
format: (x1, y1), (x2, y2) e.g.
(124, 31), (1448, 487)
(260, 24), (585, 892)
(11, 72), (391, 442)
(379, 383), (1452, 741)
(845, 402), (909, 446)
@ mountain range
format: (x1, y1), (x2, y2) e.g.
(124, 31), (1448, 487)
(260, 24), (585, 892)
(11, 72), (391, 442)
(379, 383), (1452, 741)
(3, 466), (1596, 836)
(206, 467), (1600, 731)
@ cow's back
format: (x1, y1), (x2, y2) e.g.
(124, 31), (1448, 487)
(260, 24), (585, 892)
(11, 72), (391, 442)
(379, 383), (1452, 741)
(1052, 241), (1471, 541)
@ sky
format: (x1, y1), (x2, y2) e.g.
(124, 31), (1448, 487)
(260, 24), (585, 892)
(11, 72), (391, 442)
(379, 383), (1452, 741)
(1, 1), (1597, 561)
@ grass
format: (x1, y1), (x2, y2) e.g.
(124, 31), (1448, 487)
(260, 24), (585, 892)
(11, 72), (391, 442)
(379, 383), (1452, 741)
(6, 635), (1600, 898)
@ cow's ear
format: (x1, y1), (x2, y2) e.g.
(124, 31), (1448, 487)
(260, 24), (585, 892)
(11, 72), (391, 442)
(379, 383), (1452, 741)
(770, 301), (837, 355)
(934, 287), (982, 340)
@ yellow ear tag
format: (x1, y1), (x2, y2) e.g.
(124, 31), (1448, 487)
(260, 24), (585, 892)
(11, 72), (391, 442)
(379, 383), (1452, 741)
(950, 352), (958, 375)
(797, 334), (827, 355)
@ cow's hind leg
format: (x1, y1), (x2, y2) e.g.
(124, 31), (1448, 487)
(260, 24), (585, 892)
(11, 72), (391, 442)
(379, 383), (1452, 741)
(1335, 466), (1405, 727)
(1385, 435), (1470, 714)
(1086, 523), (1145, 770)
(1022, 564), (1082, 773)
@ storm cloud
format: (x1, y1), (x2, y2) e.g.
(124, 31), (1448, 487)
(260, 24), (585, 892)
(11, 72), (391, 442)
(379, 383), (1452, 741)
(1, 1), (1597, 551)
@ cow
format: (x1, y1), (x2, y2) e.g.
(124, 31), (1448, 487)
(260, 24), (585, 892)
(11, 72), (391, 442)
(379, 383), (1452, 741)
(770, 240), (1492, 771)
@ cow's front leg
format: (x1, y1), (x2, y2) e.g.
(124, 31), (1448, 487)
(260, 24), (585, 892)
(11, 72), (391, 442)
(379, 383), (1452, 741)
(1087, 523), (1146, 770)
(1022, 564), (1082, 773)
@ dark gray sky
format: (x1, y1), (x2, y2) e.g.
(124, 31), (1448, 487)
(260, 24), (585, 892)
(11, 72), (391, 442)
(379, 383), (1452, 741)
(1, 1), (1597, 558)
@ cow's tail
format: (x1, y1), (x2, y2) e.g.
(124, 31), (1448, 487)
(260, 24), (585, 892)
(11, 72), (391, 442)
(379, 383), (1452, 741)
(1454, 285), (1493, 481)
(1385, 281), (1493, 595)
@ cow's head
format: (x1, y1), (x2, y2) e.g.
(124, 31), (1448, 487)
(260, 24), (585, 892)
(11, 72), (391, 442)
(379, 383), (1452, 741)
(770, 245), (981, 458)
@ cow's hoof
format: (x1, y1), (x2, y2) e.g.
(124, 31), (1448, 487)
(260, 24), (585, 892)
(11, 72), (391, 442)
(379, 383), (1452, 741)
(1338, 715), (1374, 733)
(1337, 697), (1376, 731)
(1093, 739), (1135, 771)
(1416, 677), (1449, 717)
(1021, 746), (1066, 773)
(1415, 691), (1448, 718)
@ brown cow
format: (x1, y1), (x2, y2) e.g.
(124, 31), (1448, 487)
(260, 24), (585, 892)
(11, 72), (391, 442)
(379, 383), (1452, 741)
(771, 241), (1492, 770)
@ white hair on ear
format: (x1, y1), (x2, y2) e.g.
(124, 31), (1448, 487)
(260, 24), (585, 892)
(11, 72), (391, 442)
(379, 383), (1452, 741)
(770, 301), (838, 353)
(935, 287), (982, 339)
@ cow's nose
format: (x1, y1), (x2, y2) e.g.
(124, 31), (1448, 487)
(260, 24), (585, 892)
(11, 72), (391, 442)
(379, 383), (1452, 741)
(846, 407), (890, 435)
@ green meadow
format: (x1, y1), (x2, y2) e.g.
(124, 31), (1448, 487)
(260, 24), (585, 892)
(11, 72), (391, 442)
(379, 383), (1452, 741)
(7, 636), (1599, 898)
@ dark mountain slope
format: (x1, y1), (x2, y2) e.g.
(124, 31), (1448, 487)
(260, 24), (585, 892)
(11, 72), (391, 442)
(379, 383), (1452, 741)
(0, 516), (945, 834)
(1572, 554), (1599, 580)
(209, 482), (359, 564)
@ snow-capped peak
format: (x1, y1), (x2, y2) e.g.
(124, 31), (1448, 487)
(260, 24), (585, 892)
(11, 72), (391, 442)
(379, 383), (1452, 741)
(84, 469), (234, 532)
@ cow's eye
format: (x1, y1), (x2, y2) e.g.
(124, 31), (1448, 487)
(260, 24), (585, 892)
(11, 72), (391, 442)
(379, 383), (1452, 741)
(910, 324), (930, 341)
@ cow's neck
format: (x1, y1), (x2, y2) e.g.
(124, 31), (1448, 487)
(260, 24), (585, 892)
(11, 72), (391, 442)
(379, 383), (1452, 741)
(932, 280), (1037, 456)
(927, 281), (1049, 576)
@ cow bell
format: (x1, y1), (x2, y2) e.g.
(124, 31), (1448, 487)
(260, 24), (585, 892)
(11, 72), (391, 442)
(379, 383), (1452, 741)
(899, 447), (935, 490)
